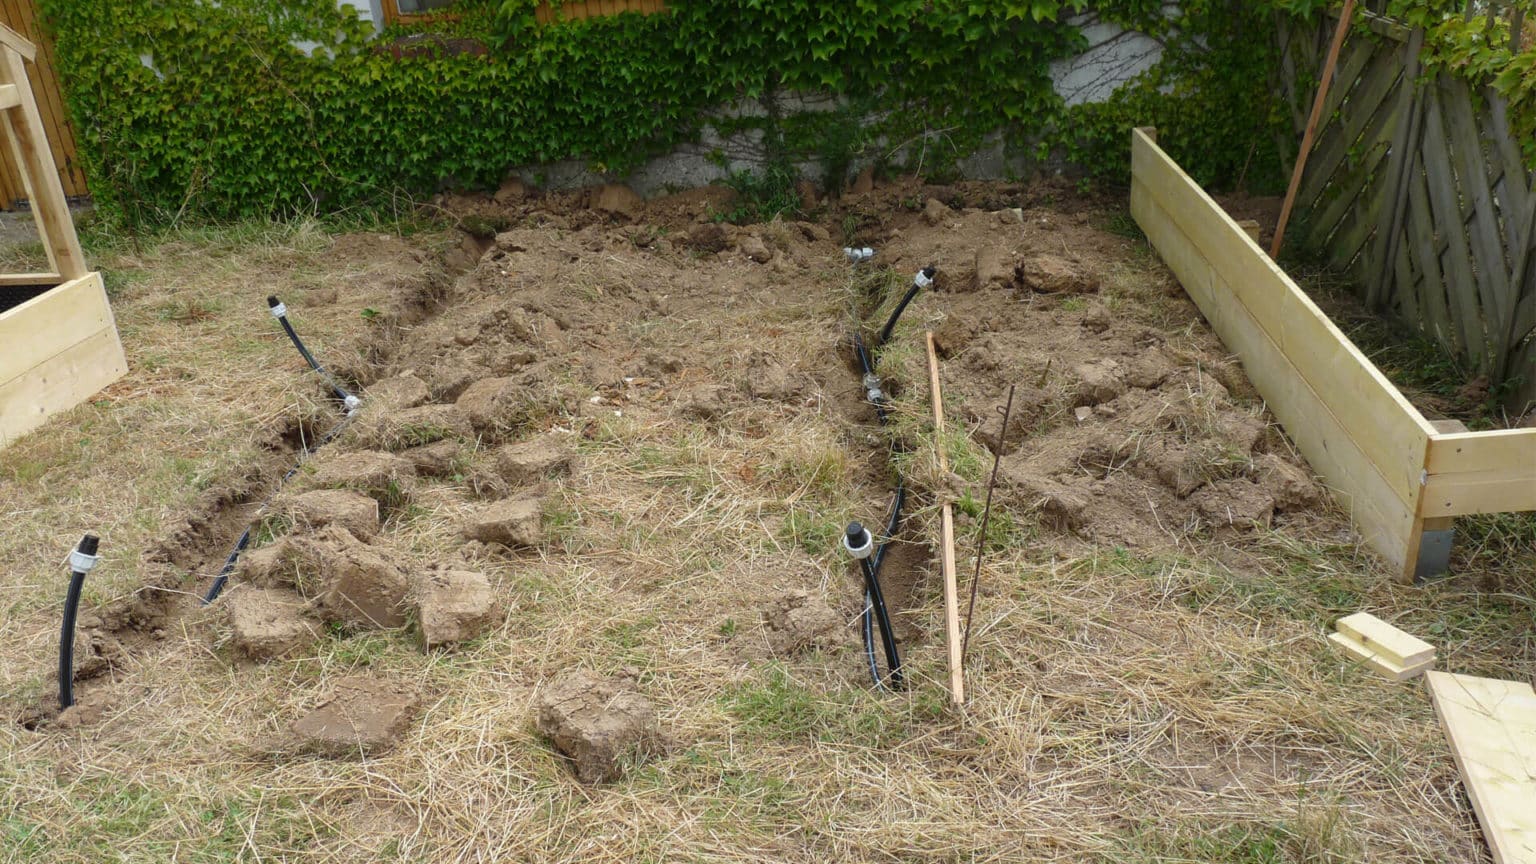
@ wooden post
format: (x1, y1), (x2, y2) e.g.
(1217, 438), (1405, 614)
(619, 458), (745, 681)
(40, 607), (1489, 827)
(926, 332), (965, 707)
(1272, 0), (1358, 260)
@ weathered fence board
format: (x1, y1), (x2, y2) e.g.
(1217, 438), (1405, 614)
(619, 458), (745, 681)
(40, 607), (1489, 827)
(1278, 8), (1536, 409)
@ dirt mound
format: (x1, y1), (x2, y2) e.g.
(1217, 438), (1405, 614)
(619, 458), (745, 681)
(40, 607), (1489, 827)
(279, 489), (380, 540)
(301, 450), (416, 510)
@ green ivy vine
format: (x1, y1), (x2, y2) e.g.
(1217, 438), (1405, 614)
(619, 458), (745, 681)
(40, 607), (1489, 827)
(39, 0), (1524, 227)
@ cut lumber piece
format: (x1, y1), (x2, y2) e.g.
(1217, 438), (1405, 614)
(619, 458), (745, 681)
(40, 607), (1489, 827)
(926, 331), (964, 707)
(1335, 612), (1434, 667)
(1327, 632), (1431, 680)
(1425, 671), (1536, 864)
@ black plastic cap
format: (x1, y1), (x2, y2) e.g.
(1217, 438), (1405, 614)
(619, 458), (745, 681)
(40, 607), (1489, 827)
(78, 534), (99, 556)
(845, 522), (867, 544)
(267, 295), (280, 308)
(921, 266), (936, 279)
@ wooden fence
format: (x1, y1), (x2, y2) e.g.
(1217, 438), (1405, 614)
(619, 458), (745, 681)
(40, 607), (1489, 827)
(0, 0), (86, 207)
(1276, 8), (1536, 410)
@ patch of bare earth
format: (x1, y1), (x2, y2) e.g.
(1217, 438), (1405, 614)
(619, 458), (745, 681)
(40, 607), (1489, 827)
(1, 184), (1523, 861)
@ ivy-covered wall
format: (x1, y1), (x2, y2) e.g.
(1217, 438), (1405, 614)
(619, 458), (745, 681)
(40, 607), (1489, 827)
(42, 0), (1294, 226)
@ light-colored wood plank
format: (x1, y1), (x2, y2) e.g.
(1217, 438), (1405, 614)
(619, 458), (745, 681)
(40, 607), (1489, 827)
(1131, 171), (1419, 579)
(0, 270), (59, 285)
(0, 272), (113, 385)
(0, 49), (84, 278)
(1335, 612), (1434, 667)
(926, 331), (964, 707)
(0, 82), (17, 109)
(1132, 130), (1434, 504)
(0, 20), (34, 62)
(1426, 429), (1536, 474)
(1421, 469), (1536, 517)
(0, 315), (126, 447)
(1327, 632), (1431, 680)
(1425, 671), (1536, 864)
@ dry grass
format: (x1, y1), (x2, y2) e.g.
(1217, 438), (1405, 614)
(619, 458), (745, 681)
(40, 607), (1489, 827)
(0, 210), (1529, 863)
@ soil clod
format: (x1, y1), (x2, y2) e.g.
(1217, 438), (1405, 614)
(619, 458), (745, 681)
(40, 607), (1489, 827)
(535, 670), (658, 784)
(291, 676), (420, 756)
(761, 590), (846, 654)
(413, 569), (502, 649)
(463, 495), (545, 548)
(223, 587), (321, 662)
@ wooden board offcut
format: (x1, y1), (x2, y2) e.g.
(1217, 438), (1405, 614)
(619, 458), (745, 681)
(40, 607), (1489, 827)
(1425, 671), (1536, 864)
(1335, 612), (1434, 667)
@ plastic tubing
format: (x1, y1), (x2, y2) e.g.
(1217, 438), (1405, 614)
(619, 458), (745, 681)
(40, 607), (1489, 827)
(877, 266), (935, 346)
(268, 295), (358, 411)
(59, 534), (100, 710)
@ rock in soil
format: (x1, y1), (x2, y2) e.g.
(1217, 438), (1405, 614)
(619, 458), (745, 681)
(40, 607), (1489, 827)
(535, 671), (658, 784)
(282, 489), (380, 540)
(413, 569), (502, 649)
(304, 450), (415, 508)
(463, 495), (545, 548)
(401, 439), (462, 478)
(224, 587), (321, 662)
(1017, 254), (1099, 294)
(291, 676), (420, 756)
(761, 590), (845, 654)
(317, 532), (412, 629)
(492, 435), (574, 488)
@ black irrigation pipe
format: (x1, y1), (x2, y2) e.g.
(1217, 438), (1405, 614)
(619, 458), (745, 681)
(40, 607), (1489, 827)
(203, 298), (361, 605)
(269, 295), (359, 412)
(842, 265), (934, 690)
(59, 534), (100, 710)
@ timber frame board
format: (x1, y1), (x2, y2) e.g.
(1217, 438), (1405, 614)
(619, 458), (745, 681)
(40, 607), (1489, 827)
(0, 22), (124, 448)
(1130, 128), (1535, 583)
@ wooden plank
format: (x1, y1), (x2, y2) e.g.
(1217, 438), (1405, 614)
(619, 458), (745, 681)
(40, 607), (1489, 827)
(925, 331), (964, 708)
(0, 82), (17, 109)
(0, 48), (84, 279)
(0, 289), (126, 448)
(1406, 163), (1463, 354)
(0, 20), (34, 62)
(0, 272), (114, 385)
(0, 270), (59, 285)
(1302, 82), (1401, 252)
(1426, 429), (1536, 474)
(1132, 130), (1434, 503)
(1131, 170), (1419, 579)
(1425, 671), (1536, 864)
(1442, 75), (1514, 339)
(1418, 79), (1487, 368)
(1335, 611), (1435, 667)
(1369, 27), (1425, 310)
(1296, 46), (1402, 220)
(1421, 469), (1536, 517)
(1327, 632), (1431, 680)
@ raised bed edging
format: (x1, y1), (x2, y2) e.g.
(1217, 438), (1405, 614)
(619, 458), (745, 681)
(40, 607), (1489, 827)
(0, 270), (126, 448)
(1130, 127), (1535, 583)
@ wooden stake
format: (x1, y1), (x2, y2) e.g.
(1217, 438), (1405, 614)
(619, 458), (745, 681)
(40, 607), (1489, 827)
(1272, 0), (1358, 260)
(926, 332), (965, 707)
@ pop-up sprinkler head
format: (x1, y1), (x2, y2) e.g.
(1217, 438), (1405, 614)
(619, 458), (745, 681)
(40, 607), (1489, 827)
(843, 521), (874, 560)
(69, 534), (100, 574)
(844, 247), (875, 263)
(915, 265), (936, 287)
